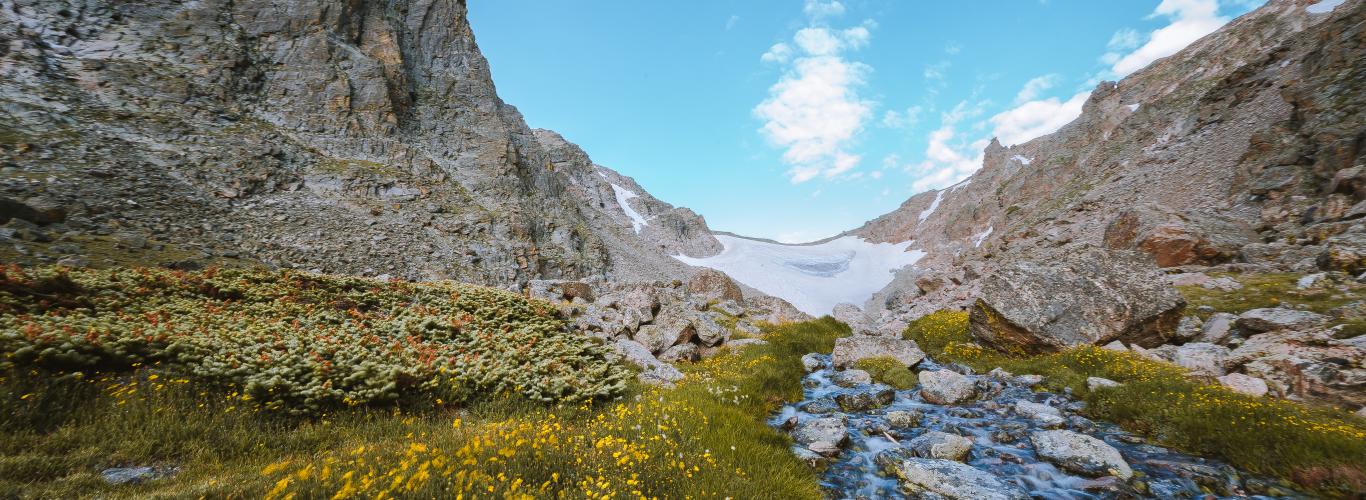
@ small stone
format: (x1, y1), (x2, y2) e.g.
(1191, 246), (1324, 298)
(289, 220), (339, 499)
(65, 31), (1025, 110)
(1236, 308), (1328, 333)
(885, 410), (922, 428)
(1102, 340), (1128, 351)
(908, 431), (973, 461)
(832, 369), (873, 388)
(801, 353), (823, 372)
(919, 369), (977, 405)
(1086, 377), (1121, 391)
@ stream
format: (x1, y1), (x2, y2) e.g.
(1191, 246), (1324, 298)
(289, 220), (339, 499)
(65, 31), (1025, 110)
(770, 354), (1314, 499)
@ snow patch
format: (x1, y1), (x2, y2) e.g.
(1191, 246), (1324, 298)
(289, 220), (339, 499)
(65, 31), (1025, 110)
(918, 190), (944, 223)
(1126, 103), (1140, 112)
(950, 178), (972, 192)
(973, 226), (994, 248)
(1011, 155), (1033, 166)
(1307, 0), (1344, 14)
(672, 235), (925, 316)
(610, 184), (649, 233)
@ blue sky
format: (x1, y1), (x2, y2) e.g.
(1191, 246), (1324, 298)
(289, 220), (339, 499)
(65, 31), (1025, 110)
(468, 0), (1263, 243)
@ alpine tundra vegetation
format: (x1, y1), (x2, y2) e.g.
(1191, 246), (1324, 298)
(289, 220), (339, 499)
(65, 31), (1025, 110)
(3, 0), (1366, 498)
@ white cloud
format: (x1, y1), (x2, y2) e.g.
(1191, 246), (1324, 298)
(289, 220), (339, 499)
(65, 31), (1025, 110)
(756, 9), (875, 183)
(944, 42), (962, 55)
(726, 15), (740, 30)
(761, 43), (793, 63)
(1107, 28), (1141, 50)
(1105, 0), (1228, 76)
(989, 90), (1090, 146)
(803, 0), (846, 18)
(881, 105), (922, 128)
(908, 102), (989, 192)
(923, 61), (950, 82)
(1014, 74), (1059, 104)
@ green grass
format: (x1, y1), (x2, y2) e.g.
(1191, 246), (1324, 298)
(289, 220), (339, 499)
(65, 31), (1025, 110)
(1177, 272), (1364, 319)
(0, 264), (850, 498)
(852, 357), (918, 389)
(905, 310), (1366, 495)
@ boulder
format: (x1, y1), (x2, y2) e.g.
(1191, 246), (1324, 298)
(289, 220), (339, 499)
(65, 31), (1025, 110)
(658, 343), (700, 363)
(686, 268), (744, 303)
(831, 336), (925, 369)
(1174, 316), (1204, 342)
(1173, 342), (1232, 376)
(801, 353), (823, 372)
(792, 416), (849, 447)
(1087, 377), (1122, 391)
(1198, 313), (1237, 344)
(1102, 205), (1254, 267)
(832, 303), (875, 335)
(1014, 401), (1065, 427)
(919, 369), (976, 405)
(1030, 430), (1133, 479)
(722, 338), (768, 350)
(1230, 329), (1365, 408)
(612, 339), (683, 385)
(710, 299), (745, 316)
(835, 389), (896, 412)
(969, 248), (1186, 354)
(1236, 308), (1328, 333)
(885, 410), (922, 428)
(559, 282), (596, 302)
(632, 316), (694, 354)
(908, 431), (973, 461)
(875, 456), (1029, 500)
(1217, 373), (1269, 397)
(831, 369), (872, 388)
(746, 295), (810, 324)
(692, 312), (730, 346)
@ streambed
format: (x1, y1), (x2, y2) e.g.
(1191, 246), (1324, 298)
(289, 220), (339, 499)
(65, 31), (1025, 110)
(771, 354), (1313, 499)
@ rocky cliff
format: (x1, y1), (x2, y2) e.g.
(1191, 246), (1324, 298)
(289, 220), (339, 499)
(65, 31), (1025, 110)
(854, 0), (1364, 320)
(0, 0), (719, 287)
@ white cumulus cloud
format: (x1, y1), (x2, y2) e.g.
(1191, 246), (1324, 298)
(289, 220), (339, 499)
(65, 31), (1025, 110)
(755, 9), (875, 183)
(1105, 0), (1228, 76)
(989, 90), (1090, 146)
(909, 102), (989, 192)
(1014, 74), (1059, 104)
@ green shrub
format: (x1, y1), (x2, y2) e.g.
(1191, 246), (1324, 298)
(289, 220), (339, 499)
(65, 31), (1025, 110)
(0, 265), (628, 414)
(904, 309), (1366, 494)
(853, 356), (918, 389)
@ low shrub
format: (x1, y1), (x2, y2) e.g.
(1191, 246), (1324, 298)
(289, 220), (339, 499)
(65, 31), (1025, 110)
(903, 310), (1366, 495)
(0, 265), (628, 415)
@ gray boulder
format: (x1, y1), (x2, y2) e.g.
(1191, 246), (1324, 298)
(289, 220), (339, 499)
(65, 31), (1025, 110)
(633, 316), (694, 354)
(693, 312), (730, 346)
(831, 369), (873, 387)
(1217, 373), (1269, 397)
(885, 410), (922, 428)
(1030, 430), (1133, 479)
(801, 353), (823, 372)
(1014, 400), (1065, 427)
(831, 336), (925, 369)
(612, 339), (683, 384)
(919, 369), (976, 405)
(792, 416), (849, 447)
(876, 456), (1029, 500)
(1199, 312), (1237, 344)
(657, 343), (700, 363)
(835, 388), (896, 412)
(1173, 342), (1232, 376)
(832, 303), (875, 335)
(908, 431), (973, 461)
(686, 268), (744, 303)
(1236, 308), (1328, 333)
(969, 248), (1185, 354)
(1087, 377), (1122, 391)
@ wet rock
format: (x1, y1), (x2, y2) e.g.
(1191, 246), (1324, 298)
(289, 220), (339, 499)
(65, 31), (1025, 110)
(612, 339), (683, 385)
(831, 369), (872, 387)
(1030, 430), (1133, 479)
(686, 268), (744, 303)
(807, 440), (843, 457)
(835, 388), (895, 412)
(1236, 308), (1327, 333)
(1086, 377), (1122, 391)
(801, 353), (823, 372)
(831, 336), (925, 369)
(1014, 374), (1044, 387)
(1172, 342), (1232, 376)
(800, 399), (841, 414)
(919, 369), (976, 405)
(876, 456), (1029, 500)
(1014, 401), (1065, 427)
(792, 416), (849, 448)
(969, 248), (1185, 354)
(908, 431), (973, 461)
(885, 410), (922, 428)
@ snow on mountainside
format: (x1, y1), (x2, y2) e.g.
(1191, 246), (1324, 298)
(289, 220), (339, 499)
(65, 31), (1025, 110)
(673, 235), (925, 316)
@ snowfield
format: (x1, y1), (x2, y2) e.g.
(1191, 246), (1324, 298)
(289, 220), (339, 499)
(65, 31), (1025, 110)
(610, 184), (649, 233)
(673, 235), (926, 316)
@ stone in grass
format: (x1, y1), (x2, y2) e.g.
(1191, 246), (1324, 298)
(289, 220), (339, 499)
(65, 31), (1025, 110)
(908, 431), (973, 462)
(1217, 373), (1269, 397)
(1086, 377), (1121, 391)
(919, 369), (976, 405)
(1030, 430), (1133, 479)
(102, 466), (178, 485)
(831, 336), (925, 369)
(875, 455), (1029, 500)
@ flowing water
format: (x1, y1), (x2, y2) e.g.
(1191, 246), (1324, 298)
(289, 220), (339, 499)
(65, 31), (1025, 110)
(771, 354), (1314, 499)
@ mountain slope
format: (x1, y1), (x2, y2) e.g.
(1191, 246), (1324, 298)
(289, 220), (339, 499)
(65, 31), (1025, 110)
(852, 0), (1364, 320)
(0, 0), (718, 286)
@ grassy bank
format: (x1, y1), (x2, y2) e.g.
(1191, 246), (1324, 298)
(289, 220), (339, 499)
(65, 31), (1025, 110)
(0, 264), (846, 498)
(906, 310), (1366, 495)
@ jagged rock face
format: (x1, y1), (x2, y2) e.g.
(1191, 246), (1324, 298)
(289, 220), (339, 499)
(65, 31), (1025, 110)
(0, 0), (718, 286)
(853, 0), (1365, 318)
